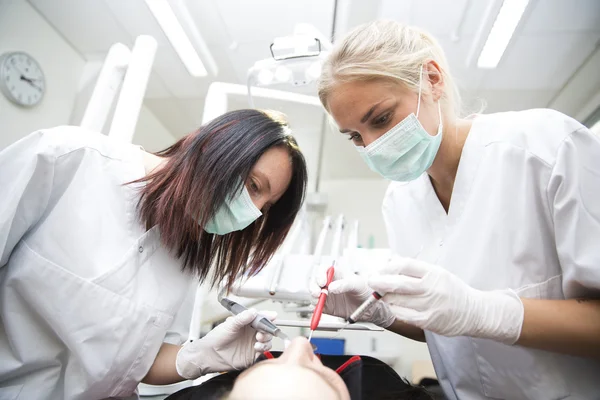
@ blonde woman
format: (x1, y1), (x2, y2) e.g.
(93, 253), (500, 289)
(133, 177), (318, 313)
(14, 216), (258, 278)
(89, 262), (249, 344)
(312, 20), (600, 399)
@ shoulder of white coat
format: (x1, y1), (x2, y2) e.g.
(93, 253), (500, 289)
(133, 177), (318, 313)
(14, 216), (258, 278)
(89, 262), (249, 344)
(382, 179), (421, 212)
(33, 125), (133, 161)
(476, 108), (585, 165)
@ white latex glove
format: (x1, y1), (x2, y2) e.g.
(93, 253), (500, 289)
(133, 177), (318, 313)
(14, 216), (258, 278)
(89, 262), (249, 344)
(309, 265), (395, 328)
(368, 257), (524, 344)
(176, 309), (276, 380)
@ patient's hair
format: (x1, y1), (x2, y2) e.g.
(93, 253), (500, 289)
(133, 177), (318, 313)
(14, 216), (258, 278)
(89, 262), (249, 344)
(133, 109), (307, 287)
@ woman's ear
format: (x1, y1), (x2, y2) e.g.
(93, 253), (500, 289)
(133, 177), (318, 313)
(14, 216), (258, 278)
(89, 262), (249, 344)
(425, 60), (444, 102)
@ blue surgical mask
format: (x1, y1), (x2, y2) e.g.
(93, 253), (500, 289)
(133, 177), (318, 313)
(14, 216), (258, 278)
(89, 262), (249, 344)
(355, 66), (443, 182)
(204, 185), (262, 235)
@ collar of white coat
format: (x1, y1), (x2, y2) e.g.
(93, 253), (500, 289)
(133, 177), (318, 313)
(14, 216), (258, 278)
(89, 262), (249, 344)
(419, 114), (487, 229)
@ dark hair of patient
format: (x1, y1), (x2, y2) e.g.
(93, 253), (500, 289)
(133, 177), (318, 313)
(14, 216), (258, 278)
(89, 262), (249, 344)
(133, 109), (307, 287)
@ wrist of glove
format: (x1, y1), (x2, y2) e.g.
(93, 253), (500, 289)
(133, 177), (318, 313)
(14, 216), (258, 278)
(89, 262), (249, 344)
(175, 309), (275, 380)
(468, 288), (524, 344)
(310, 267), (395, 328)
(369, 257), (524, 343)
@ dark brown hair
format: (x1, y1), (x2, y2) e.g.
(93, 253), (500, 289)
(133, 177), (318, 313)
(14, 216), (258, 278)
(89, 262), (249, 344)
(134, 109), (307, 287)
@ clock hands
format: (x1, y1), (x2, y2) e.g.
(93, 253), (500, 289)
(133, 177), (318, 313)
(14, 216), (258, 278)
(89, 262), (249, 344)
(20, 75), (43, 91)
(14, 65), (43, 90)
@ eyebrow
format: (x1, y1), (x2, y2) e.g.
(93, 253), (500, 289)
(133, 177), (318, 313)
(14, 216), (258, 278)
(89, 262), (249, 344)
(237, 362), (341, 398)
(339, 100), (385, 134)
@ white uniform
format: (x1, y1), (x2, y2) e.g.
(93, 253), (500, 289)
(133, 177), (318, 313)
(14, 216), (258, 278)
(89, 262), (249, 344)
(0, 127), (194, 399)
(383, 109), (600, 399)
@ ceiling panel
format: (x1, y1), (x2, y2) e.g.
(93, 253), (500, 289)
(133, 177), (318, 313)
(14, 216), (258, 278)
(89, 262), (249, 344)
(103, 0), (171, 47)
(216, 0), (334, 44)
(435, 36), (487, 91)
(182, 0), (232, 46)
(480, 32), (600, 91)
(522, 0), (600, 34)
(411, 0), (480, 36)
(474, 89), (556, 113)
(380, 0), (493, 37)
(28, 0), (132, 55)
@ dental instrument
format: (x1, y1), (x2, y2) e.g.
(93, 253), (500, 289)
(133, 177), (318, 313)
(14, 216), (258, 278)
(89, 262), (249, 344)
(309, 262), (336, 341)
(347, 291), (384, 324)
(219, 296), (290, 344)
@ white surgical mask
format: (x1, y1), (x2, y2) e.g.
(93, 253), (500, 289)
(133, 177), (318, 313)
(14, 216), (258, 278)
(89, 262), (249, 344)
(355, 65), (443, 181)
(203, 185), (262, 235)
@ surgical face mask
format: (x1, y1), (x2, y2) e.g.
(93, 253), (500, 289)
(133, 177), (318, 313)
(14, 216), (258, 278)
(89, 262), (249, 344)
(204, 184), (262, 235)
(355, 66), (443, 182)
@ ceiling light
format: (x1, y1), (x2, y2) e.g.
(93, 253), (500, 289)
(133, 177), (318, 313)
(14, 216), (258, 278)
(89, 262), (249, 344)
(144, 0), (207, 77)
(275, 66), (292, 82)
(257, 69), (274, 85)
(477, 0), (529, 69)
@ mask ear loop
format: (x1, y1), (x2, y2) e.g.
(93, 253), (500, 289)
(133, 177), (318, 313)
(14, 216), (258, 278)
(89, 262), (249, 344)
(416, 64), (423, 117)
(437, 101), (443, 137)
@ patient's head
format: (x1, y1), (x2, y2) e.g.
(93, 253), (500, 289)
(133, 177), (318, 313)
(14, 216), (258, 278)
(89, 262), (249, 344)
(228, 336), (350, 400)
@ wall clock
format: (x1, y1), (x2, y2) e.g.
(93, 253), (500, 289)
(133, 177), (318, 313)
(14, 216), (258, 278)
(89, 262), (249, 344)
(0, 51), (45, 107)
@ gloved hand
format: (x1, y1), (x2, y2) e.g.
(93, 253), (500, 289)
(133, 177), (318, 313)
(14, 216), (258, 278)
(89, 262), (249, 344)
(368, 257), (524, 343)
(176, 309), (276, 380)
(309, 264), (395, 328)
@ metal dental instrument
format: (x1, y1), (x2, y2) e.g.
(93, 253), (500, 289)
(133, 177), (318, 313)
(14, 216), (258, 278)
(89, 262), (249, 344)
(218, 294), (290, 344)
(347, 291), (384, 324)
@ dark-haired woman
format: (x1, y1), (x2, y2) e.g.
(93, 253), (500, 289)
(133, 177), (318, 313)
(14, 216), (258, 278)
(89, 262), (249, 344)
(0, 109), (307, 399)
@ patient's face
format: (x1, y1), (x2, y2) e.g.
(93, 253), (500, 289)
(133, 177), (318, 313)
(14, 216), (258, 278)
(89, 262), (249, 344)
(229, 337), (350, 400)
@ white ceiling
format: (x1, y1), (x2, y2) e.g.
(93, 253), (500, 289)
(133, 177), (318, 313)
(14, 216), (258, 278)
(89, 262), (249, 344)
(28, 0), (600, 182)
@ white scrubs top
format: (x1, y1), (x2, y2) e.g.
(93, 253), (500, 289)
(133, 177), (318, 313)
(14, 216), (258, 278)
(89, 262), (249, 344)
(0, 127), (194, 399)
(383, 109), (600, 399)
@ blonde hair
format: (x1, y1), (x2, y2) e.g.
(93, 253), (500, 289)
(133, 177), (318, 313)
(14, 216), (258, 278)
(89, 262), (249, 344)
(318, 20), (462, 117)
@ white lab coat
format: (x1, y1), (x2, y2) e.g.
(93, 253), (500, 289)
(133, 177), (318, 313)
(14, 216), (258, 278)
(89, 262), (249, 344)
(383, 109), (600, 399)
(0, 127), (195, 399)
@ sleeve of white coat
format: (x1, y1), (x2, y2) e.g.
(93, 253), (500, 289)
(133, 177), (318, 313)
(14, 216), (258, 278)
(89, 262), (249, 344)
(547, 126), (600, 298)
(0, 131), (55, 267)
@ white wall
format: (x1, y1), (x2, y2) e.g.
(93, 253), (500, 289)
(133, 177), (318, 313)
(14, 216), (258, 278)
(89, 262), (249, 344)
(133, 104), (177, 152)
(318, 179), (391, 248)
(0, 0), (86, 149)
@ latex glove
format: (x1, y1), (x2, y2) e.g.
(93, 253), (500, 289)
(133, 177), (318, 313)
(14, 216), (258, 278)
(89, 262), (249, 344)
(368, 257), (524, 343)
(309, 265), (395, 328)
(176, 309), (276, 380)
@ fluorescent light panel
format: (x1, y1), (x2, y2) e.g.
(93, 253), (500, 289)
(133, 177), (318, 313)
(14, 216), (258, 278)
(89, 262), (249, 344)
(477, 0), (529, 69)
(144, 0), (207, 77)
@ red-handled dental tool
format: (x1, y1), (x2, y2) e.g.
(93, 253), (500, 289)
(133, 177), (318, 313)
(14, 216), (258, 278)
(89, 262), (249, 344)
(309, 262), (336, 340)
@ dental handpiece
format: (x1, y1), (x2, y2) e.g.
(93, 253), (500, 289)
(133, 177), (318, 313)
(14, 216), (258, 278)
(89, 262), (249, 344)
(347, 291), (383, 324)
(219, 297), (282, 337)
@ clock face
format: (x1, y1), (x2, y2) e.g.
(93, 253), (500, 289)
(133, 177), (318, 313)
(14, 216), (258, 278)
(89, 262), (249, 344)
(0, 52), (45, 107)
